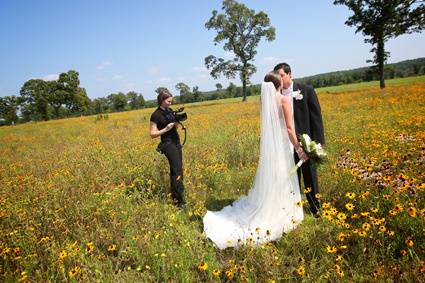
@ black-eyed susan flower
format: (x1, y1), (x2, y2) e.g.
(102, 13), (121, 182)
(345, 203), (355, 210)
(408, 207), (417, 217)
(335, 255), (343, 262)
(387, 231), (395, 237)
(400, 249), (408, 256)
(68, 266), (80, 278)
(394, 204), (403, 212)
(107, 244), (117, 252)
(198, 261), (208, 271)
(337, 212), (347, 221)
(338, 232), (345, 241)
(212, 269), (221, 277)
(359, 230), (367, 237)
(370, 207), (378, 213)
(225, 269), (234, 280)
(362, 223), (371, 231)
(327, 246), (337, 253)
(406, 239), (414, 247)
(345, 192), (356, 199)
(379, 226), (387, 233)
(85, 242), (94, 254)
(59, 250), (67, 260)
(296, 266), (305, 276)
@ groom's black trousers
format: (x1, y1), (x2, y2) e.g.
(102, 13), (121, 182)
(294, 153), (321, 214)
(162, 142), (185, 206)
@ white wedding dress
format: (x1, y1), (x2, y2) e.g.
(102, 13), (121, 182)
(203, 82), (304, 249)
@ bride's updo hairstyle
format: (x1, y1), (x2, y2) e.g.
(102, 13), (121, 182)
(264, 71), (281, 90)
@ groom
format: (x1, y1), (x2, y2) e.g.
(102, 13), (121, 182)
(274, 63), (325, 216)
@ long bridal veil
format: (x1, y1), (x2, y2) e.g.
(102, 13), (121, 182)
(203, 82), (304, 249)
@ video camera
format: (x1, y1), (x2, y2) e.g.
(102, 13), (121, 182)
(165, 107), (187, 123)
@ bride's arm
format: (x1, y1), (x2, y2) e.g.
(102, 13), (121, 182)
(281, 96), (300, 151)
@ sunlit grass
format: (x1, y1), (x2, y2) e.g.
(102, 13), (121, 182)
(1, 76), (424, 282)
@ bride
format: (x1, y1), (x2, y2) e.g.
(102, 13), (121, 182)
(203, 71), (306, 249)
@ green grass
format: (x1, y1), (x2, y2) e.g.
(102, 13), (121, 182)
(316, 75), (425, 93)
(0, 77), (424, 282)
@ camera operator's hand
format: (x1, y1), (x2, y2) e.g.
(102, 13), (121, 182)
(165, 122), (176, 131)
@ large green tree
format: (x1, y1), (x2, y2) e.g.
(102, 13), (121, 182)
(127, 91), (145, 110)
(20, 79), (52, 121)
(155, 87), (169, 95)
(204, 0), (275, 101)
(0, 96), (19, 124)
(334, 0), (425, 88)
(107, 92), (127, 112)
(175, 82), (193, 103)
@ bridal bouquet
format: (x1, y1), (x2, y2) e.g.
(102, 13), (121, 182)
(289, 134), (327, 175)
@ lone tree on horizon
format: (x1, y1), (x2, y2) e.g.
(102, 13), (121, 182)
(334, 0), (425, 88)
(204, 0), (275, 101)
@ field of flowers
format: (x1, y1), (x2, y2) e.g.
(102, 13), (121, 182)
(1, 76), (424, 282)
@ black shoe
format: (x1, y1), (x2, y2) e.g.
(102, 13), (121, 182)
(176, 202), (186, 210)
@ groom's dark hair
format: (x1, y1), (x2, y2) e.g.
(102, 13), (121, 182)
(274, 63), (291, 74)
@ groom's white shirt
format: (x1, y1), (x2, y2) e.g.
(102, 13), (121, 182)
(282, 81), (294, 116)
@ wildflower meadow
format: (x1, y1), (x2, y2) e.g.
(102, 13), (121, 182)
(1, 76), (424, 282)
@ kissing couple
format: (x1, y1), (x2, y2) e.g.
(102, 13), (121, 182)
(203, 62), (325, 249)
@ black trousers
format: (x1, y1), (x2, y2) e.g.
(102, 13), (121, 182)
(162, 142), (185, 206)
(294, 153), (321, 214)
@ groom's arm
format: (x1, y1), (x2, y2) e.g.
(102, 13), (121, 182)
(307, 86), (325, 145)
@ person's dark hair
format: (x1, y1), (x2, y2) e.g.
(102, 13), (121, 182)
(157, 90), (172, 106)
(264, 71), (281, 90)
(273, 63), (291, 74)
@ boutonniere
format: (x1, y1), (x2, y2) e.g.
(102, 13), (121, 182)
(293, 90), (303, 100)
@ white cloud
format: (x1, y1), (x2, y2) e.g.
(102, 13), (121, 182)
(96, 60), (112, 70)
(42, 74), (59, 81)
(192, 66), (208, 73)
(29, 74), (59, 81)
(157, 77), (171, 83)
(224, 51), (235, 58)
(263, 56), (278, 62)
(147, 66), (160, 74)
(112, 75), (123, 80)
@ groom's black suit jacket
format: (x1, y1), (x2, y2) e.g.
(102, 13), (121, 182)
(292, 81), (325, 145)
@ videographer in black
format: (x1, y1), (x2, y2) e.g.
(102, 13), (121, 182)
(150, 90), (185, 208)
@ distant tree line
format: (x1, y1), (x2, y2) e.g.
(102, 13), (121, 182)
(1, 58), (423, 126)
(296, 58), (425, 88)
(143, 82), (260, 108)
(0, 70), (145, 125)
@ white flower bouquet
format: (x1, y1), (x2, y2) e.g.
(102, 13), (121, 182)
(289, 134), (327, 175)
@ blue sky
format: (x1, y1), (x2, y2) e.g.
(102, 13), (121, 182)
(1, 0), (424, 100)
